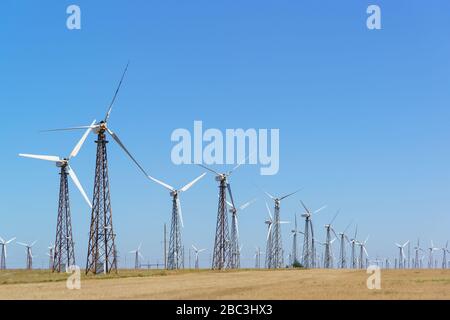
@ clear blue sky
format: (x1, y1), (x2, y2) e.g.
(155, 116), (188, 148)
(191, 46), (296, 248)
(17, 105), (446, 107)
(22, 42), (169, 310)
(0, 0), (449, 268)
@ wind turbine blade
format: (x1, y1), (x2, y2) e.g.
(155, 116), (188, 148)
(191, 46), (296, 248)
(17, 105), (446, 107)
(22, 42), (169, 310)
(229, 151), (254, 176)
(180, 173), (206, 193)
(17, 242), (28, 247)
(138, 253), (144, 260)
(138, 243), (142, 251)
(177, 198), (184, 228)
(403, 241), (410, 248)
(0, 237), (4, 244)
(69, 119), (96, 159)
(196, 164), (221, 176)
(31, 240), (37, 247)
(105, 61), (129, 123)
(147, 175), (175, 192)
(364, 235), (370, 245)
(239, 198), (257, 211)
(395, 243), (402, 248)
(227, 184), (236, 210)
(300, 200), (310, 214)
(280, 188), (302, 201)
(192, 245), (198, 252)
(67, 165), (92, 208)
(265, 202), (273, 220)
(6, 237), (16, 244)
(106, 128), (148, 177)
(267, 224), (273, 241)
(364, 247), (369, 257)
(343, 220), (353, 234)
(264, 191), (275, 200)
(313, 205), (327, 215)
(19, 154), (61, 162)
(199, 249), (206, 253)
(329, 209), (340, 225)
(279, 221), (290, 224)
(41, 125), (98, 132)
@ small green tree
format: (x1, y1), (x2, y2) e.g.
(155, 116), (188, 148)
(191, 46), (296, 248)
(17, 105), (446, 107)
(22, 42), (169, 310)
(292, 260), (304, 269)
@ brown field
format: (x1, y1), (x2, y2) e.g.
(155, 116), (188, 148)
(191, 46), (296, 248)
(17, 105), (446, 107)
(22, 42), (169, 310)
(0, 269), (449, 300)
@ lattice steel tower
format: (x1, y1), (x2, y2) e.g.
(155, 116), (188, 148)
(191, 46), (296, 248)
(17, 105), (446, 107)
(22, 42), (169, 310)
(53, 164), (76, 272)
(212, 175), (230, 270)
(86, 130), (118, 274)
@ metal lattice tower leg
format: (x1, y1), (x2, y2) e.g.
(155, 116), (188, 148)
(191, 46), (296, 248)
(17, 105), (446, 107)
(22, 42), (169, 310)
(324, 227), (332, 269)
(86, 132), (117, 274)
(230, 211), (239, 269)
(53, 166), (76, 272)
(302, 218), (310, 268)
(0, 245), (6, 270)
(351, 242), (356, 269)
(359, 246), (364, 269)
(310, 221), (316, 268)
(168, 195), (182, 270)
(265, 227), (273, 268)
(339, 235), (346, 269)
(270, 202), (283, 268)
(212, 179), (230, 270)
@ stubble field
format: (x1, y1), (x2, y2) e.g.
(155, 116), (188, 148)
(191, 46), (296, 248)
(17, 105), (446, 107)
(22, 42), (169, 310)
(0, 269), (449, 300)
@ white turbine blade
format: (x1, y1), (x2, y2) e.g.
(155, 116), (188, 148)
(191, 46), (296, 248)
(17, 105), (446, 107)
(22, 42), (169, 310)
(225, 199), (234, 209)
(364, 235), (370, 245)
(265, 202), (273, 220)
(129, 250), (137, 254)
(0, 237), (4, 244)
(267, 224), (273, 241)
(41, 125), (98, 132)
(138, 243), (142, 251)
(264, 191), (275, 200)
(199, 249), (206, 253)
(180, 173), (206, 193)
(106, 128), (149, 177)
(239, 198), (257, 211)
(192, 245), (198, 252)
(229, 151), (254, 176)
(138, 252), (144, 260)
(17, 242), (28, 247)
(31, 240), (37, 247)
(279, 221), (290, 224)
(6, 237), (16, 244)
(67, 165), (92, 208)
(176, 198), (184, 228)
(69, 119), (96, 159)
(364, 247), (369, 257)
(19, 154), (61, 162)
(403, 241), (410, 248)
(197, 164), (221, 176)
(313, 205), (327, 214)
(395, 243), (402, 248)
(147, 175), (174, 192)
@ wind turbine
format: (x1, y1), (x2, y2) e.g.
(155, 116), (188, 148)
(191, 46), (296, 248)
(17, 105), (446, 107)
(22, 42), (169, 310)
(428, 241), (440, 269)
(0, 237), (16, 270)
(45, 63), (149, 274)
(290, 214), (304, 266)
(349, 225), (358, 269)
(198, 160), (246, 270)
(192, 245), (206, 269)
(395, 241), (409, 269)
(332, 221), (352, 269)
(148, 173), (206, 270)
(413, 239), (424, 269)
(323, 210), (340, 269)
(264, 189), (301, 269)
(254, 247), (264, 269)
(129, 243), (144, 269)
(357, 236), (369, 269)
(300, 201), (327, 269)
(439, 241), (449, 269)
(226, 198), (256, 269)
(19, 124), (93, 272)
(264, 202), (290, 268)
(46, 244), (54, 270)
(17, 241), (37, 270)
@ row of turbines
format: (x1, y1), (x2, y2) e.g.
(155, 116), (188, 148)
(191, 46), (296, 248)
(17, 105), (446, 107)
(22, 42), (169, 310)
(11, 64), (450, 274)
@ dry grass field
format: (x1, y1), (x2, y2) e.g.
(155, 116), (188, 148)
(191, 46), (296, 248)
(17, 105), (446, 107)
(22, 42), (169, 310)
(0, 269), (449, 300)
